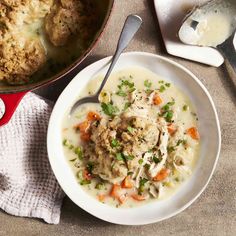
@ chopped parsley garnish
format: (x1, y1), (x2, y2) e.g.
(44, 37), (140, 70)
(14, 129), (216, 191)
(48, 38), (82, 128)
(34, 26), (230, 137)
(115, 153), (134, 161)
(139, 178), (148, 186)
(125, 155), (134, 160)
(76, 170), (83, 179)
(176, 139), (183, 146)
(144, 79), (152, 88)
(167, 146), (176, 153)
(86, 162), (94, 174)
(163, 110), (174, 122)
(69, 144), (74, 150)
(63, 139), (75, 149)
(168, 99), (175, 106)
(145, 89), (153, 95)
(176, 139), (187, 146)
(74, 146), (83, 160)
(127, 171), (134, 176)
(117, 79), (135, 97)
(158, 80), (170, 89)
(183, 104), (188, 111)
(101, 102), (119, 116)
(129, 87), (136, 93)
(119, 79), (134, 88)
(127, 126), (134, 133)
(161, 100), (175, 122)
(63, 140), (84, 160)
(162, 100), (175, 111)
(69, 158), (77, 162)
(80, 179), (91, 185)
(111, 162), (115, 170)
(116, 153), (125, 161)
(63, 139), (69, 146)
(153, 155), (161, 164)
(162, 104), (170, 111)
(95, 182), (104, 190)
(138, 159), (143, 165)
(123, 102), (131, 111)
(159, 85), (166, 92)
(144, 163), (150, 170)
(139, 178), (148, 194)
(116, 90), (127, 97)
(111, 138), (119, 148)
(175, 177), (180, 182)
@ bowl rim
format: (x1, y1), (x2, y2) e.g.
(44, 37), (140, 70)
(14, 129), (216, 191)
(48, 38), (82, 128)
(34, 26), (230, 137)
(47, 51), (221, 225)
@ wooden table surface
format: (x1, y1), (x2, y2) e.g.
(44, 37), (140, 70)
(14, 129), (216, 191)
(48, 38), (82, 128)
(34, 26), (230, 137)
(1, 1), (235, 235)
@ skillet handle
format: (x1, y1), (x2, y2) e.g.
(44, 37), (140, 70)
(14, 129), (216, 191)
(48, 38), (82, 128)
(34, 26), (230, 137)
(0, 91), (27, 127)
(217, 33), (236, 73)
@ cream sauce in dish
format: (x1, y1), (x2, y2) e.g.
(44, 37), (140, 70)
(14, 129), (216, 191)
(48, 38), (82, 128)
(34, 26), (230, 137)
(192, 12), (233, 47)
(62, 67), (200, 208)
(179, 0), (236, 47)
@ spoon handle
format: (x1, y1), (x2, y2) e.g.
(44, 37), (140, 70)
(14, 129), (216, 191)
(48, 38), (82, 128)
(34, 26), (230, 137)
(96, 14), (142, 96)
(217, 33), (236, 73)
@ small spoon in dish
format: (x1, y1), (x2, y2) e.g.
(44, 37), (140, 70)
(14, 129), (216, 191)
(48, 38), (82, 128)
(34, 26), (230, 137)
(70, 14), (142, 114)
(178, 0), (236, 72)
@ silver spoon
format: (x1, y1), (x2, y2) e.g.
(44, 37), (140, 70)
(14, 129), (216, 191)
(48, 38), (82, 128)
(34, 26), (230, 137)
(70, 14), (142, 114)
(178, 0), (236, 72)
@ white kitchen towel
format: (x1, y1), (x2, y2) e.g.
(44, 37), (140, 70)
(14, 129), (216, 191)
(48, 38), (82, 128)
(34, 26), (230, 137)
(0, 92), (65, 224)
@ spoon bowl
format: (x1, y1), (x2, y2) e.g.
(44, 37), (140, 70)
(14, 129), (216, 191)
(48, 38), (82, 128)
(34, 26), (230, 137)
(179, 0), (236, 73)
(179, 0), (236, 47)
(70, 14), (142, 114)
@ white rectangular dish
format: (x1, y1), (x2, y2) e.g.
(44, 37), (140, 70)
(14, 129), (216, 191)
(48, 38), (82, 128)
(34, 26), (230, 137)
(154, 0), (224, 67)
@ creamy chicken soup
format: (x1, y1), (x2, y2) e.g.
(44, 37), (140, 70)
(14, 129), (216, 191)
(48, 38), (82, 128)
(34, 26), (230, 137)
(62, 67), (200, 208)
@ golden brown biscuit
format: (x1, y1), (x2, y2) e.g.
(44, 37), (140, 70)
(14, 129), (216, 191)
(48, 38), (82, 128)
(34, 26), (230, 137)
(0, 0), (52, 84)
(45, 0), (96, 46)
(0, 36), (46, 84)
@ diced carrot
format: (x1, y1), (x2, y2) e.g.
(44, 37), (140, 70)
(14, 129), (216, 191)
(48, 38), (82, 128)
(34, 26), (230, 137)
(110, 184), (121, 198)
(153, 168), (169, 182)
(167, 123), (176, 135)
(76, 120), (90, 133)
(118, 194), (127, 204)
(187, 127), (200, 140)
(131, 194), (147, 201)
(83, 169), (92, 180)
(153, 93), (163, 105)
(87, 111), (101, 122)
(121, 176), (133, 189)
(80, 132), (91, 142)
(97, 194), (106, 202)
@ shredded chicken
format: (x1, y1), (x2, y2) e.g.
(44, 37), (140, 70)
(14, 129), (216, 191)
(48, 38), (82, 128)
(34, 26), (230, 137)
(83, 90), (170, 184)
(148, 118), (169, 178)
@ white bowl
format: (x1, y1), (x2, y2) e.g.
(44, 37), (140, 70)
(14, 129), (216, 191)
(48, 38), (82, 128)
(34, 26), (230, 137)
(47, 52), (221, 225)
